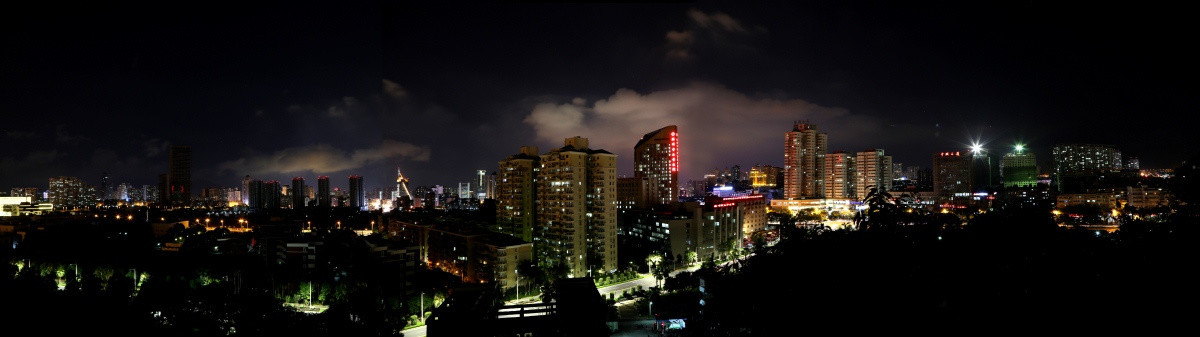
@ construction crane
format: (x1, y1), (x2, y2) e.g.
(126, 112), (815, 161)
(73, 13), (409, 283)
(395, 167), (412, 200)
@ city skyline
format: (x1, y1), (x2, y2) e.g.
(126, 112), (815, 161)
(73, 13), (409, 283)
(3, 1), (1194, 193)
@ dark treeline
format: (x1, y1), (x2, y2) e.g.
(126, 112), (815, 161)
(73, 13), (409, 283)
(692, 210), (1200, 335)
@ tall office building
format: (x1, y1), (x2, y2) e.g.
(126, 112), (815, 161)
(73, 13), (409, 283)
(824, 151), (856, 199)
(536, 137), (617, 277)
(933, 151), (971, 198)
(634, 125), (680, 205)
(317, 176), (331, 207)
(1125, 157), (1140, 170)
(48, 176), (93, 210)
(855, 149), (893, 199)
(497, 146), (540, 242)
(1001, 146), (1038, 188)
(783, 122), (827, 198)
(168, 145), (192, 207)
(348, 175), (364, 210)
(1052, 144), (1122, 175)
(291, 177), (306, 209)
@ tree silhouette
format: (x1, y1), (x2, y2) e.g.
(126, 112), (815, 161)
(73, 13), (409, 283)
(859, 187), (900, 231)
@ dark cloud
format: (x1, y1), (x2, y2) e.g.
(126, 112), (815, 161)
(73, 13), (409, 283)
(665, 8), (766, 62)
(54, 125), (89, 144)
(4, 130), (39, 139)
(143, 138), (170, 157)
(1, 150), (60, 181)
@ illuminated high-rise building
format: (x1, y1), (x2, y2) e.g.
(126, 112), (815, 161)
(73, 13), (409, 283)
(536, 137), (617, 277)
(317, 176), (331, 207)
(933, 151), (971, 198)
(497, 146), (540, 241)
(824, 151), (855, 199)
(855, 149), (893, 199)
(634, 125), (680, 205)
(49, 176), (93, 210)
(291, 177), (306, 209)
(168, 145), (192, 207)
(1053, 144), (1122, 175)
(348, 175), (364, 210)
(1001, 145), (1038, 188)
(783, 122), (826, 198)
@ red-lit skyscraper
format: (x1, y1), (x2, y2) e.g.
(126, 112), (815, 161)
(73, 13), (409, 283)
(634, 125), (679, 205)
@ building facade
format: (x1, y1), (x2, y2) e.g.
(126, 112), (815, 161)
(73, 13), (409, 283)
(783, 122), (826, 199)
(855, 149), (893, 199)
(933, 151), (971, 200)
(1053, 144), (1122, 175)
(48, 176), (93, 210)
(634, 125), (680, 205)
(1001, 149), (1038, 188)
(348, 175), (364, 210)
(291, 177), (305, 210)
(536, 137), (617, 277)
(496, 146), (540, 242)
(168, 145), (192, 207)
(824, 151), (855, 199)
(616, 176), (651, 210)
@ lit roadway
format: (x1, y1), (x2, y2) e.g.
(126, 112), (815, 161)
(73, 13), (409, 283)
(401, 260), (742, 336)
(401, 324), (427, 337)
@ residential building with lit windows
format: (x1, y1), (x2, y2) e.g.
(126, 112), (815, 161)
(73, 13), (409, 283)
(497, 146), (540, 242)
(784, 122), (826, 199)
(48, 176), (94, 211)
(824, 151), (855, 199)
(1057, 192), (1121, 209)
(1053, 144), (1123, 175)
(634, 125), (680, 205)
(392, 220), (531, 289)
(855, 149), (893, 199)
(1125, 186), (1170, 209)
(536, 137), (617, 277)
(618, 194), (763, 263)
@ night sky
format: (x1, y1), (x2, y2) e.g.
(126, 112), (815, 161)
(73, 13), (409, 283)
(3, 1), (1195, 192)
